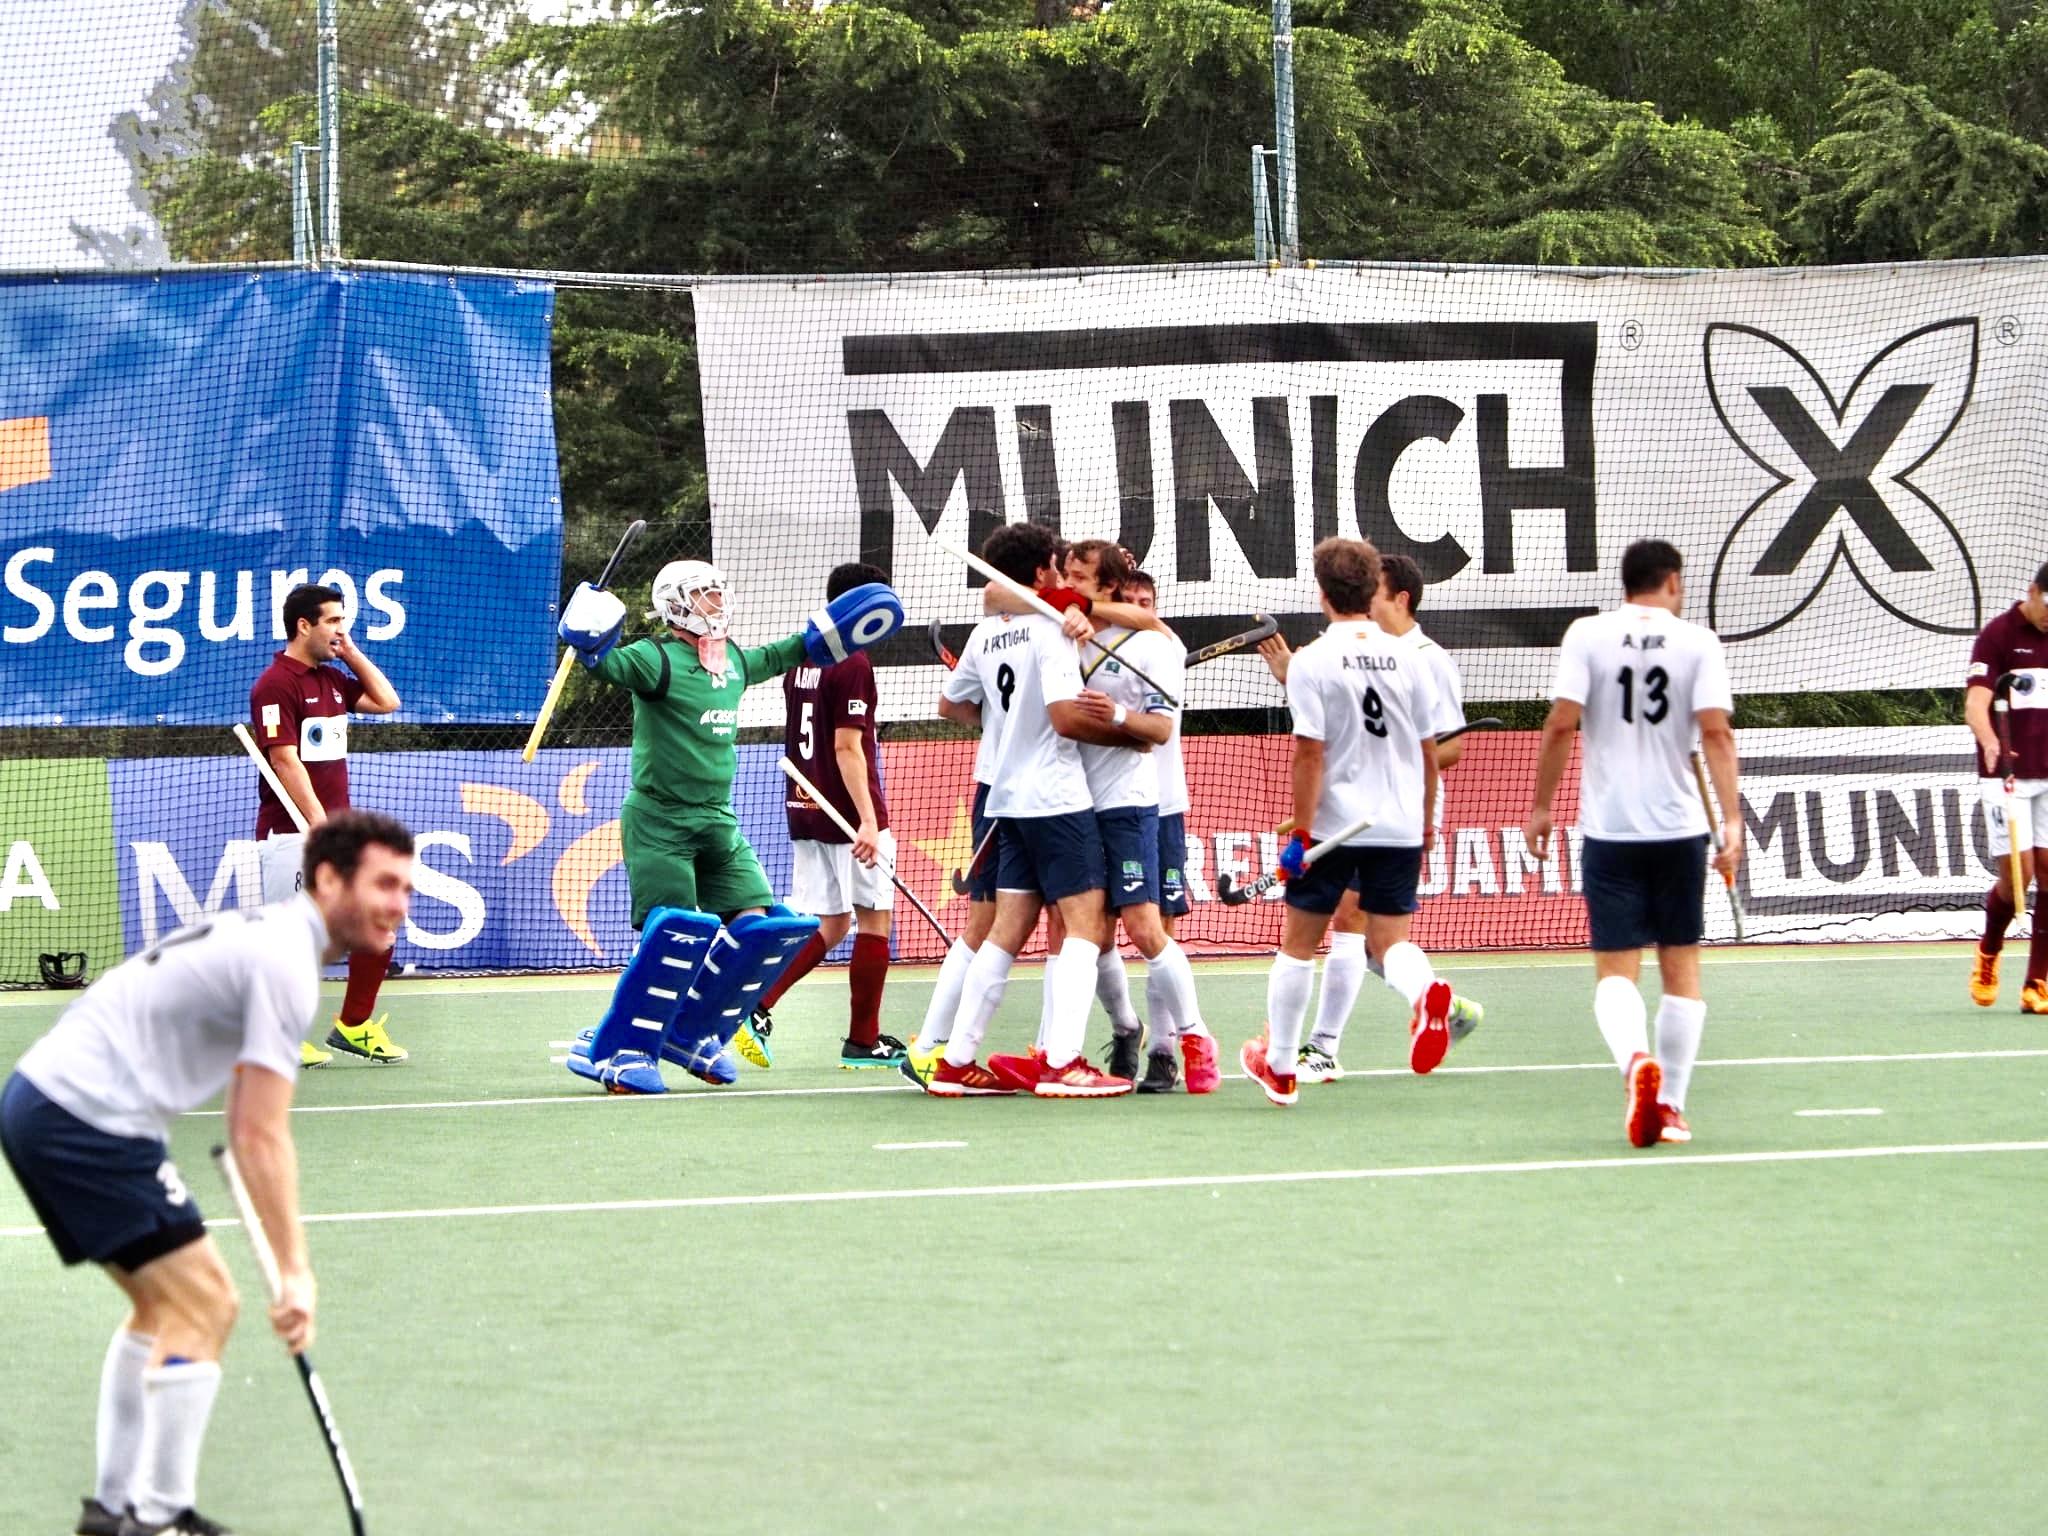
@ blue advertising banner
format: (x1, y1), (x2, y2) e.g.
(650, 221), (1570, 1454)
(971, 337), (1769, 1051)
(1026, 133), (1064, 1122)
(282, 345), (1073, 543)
(0, 269), (561, 724)
(108, 747), (800, 973)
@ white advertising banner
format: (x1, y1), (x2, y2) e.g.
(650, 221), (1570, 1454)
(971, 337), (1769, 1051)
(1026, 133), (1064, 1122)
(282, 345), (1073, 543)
(695, 262), (2048, 724)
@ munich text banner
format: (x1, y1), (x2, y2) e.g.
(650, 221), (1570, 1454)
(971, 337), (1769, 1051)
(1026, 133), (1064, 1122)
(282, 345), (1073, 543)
(694, 264), (2048, 724)
(0, 268), (563, 725)
(11, 727), (2006, 980)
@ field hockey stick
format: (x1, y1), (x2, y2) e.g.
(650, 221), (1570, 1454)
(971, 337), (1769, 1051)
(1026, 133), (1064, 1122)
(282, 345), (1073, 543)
(777, 757), (952, 944)
(212, 1145), (367, 1536)
(950, 817), (999, 896)
(1689, 751), (1747, 940)
(928, 618), (960, 670)
(524, 518), (646, 762)
(930, 537), (1180, 708)
(1216, 810), (1376, 905)
(1994, 673), (2027, 917)
(1185, 615), (1278, 668)
(1438, 716), (1505, 745)
(232, 723), (311, 834)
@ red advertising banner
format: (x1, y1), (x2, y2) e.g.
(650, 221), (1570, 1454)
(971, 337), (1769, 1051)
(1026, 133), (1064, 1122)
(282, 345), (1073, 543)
(880, 731), (1587, 961)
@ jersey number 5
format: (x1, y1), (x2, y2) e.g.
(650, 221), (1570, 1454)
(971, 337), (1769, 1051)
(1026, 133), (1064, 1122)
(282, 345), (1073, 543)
(797, 701), (815, 761)
(1617, 665), (1669, 725)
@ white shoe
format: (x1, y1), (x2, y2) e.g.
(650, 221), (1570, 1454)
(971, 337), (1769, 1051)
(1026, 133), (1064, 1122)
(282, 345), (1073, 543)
(1296, 1041), (1345, 1083)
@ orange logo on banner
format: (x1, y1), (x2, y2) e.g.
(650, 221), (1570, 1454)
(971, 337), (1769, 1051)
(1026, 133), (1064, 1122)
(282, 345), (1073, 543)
(0, 417), (52, 493)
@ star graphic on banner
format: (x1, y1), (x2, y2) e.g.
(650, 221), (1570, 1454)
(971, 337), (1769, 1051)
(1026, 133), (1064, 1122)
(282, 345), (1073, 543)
(913, 799), (976, 911)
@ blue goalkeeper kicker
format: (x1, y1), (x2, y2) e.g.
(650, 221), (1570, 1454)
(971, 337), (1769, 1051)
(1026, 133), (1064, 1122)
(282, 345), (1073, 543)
(659, 906), (822, 1072)
(566, 906), (724, 1083)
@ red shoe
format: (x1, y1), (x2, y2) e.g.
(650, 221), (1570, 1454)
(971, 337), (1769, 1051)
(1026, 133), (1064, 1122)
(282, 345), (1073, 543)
(1032, 1054), (1133, 1098)
(1239, 1034), (1298, 1107)
(1180, 1030), (1221, 1095)
(1408, 978), (1452, 1075)
(926, 1058), (1017, 1097)
(1658, 1103), (1692, 1144)
(1624, 1052), (1663, 1147)
(988, 1049), (1046, 1092)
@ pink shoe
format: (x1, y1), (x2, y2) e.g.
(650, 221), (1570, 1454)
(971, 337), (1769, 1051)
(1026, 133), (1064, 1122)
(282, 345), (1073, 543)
(1179, 1031), (1221, 1095)
(1625, 1053), (1664, 1148)
(1408, 978), (1451, 1075)
(1239, 1034), (1298, 1107)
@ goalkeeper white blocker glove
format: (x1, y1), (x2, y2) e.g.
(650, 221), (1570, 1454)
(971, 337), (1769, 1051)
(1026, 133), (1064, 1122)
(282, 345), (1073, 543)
(559, 582), (627, 667)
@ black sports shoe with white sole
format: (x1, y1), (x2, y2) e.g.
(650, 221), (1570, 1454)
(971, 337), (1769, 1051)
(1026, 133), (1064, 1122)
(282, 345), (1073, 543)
(1135, 1053), (1181, 1094)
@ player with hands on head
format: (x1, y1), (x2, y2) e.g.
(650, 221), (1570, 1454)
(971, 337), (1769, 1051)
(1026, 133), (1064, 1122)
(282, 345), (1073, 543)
(0, 811), (414, 1536)
(1240, 538), (1452, 1107)
(248, 583), (407, 1070)
(1523, 539), (1740, 1148)
(1962, 560), (2048, 1011)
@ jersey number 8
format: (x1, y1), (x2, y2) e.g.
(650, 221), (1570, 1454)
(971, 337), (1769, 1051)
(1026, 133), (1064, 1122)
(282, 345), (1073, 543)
(995, 662), (1016, 714)
(1617, 665), (1669, 725)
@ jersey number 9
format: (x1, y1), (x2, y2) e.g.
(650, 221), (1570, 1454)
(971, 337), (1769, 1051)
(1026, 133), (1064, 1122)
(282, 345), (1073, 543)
(1361, 685), (1388, 739)
(1617, 665), (1669, 725)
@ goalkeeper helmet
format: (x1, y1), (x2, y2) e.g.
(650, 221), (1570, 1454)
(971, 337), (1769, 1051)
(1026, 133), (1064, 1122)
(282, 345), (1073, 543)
(652, 560), (730, 640)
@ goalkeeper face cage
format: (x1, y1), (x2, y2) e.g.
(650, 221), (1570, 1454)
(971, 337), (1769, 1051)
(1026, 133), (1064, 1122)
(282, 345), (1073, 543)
(652, 560), (731, 640)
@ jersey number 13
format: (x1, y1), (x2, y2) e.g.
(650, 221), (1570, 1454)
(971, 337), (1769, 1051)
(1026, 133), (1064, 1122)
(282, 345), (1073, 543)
(1616, 665), (1669, 725)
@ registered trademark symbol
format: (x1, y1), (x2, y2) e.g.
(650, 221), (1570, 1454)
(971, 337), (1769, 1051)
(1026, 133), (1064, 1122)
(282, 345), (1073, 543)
(1996, 316), (2022, 345)
(1619, 319), (1643, 352)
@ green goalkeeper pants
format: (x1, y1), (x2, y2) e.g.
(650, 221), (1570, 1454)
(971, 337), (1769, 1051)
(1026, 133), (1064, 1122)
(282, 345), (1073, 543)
(620, 793), (775, 926)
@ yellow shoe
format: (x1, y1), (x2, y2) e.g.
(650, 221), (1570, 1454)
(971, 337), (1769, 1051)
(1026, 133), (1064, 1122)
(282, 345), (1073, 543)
(2022, 980), (2048, 1015)
(300, 1038), (332, 1069)
(326, 1013), (409, 1063)
(1970, 947), (2000, 1007)
(733, 1010), (773, 1070)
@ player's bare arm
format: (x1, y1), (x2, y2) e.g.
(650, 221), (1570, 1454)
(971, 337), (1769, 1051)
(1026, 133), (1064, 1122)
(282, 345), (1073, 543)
(1420, 736), (1439, 853)
(937, 694), (982, 729)
(1697, 706), (1744, 878)
(1258, 633), (1292, 684)
(1964, 683), (2002, 773)
(333, 629), (400, 714)
(224, 1063), (314, 1353)
(1049, 696), (1144, 748)
(835, 724), (882, 865)
(1072, 687), (1167, 746)
(1436, 734), (1465, 771)
(1524, 697), (1583, 859)
(1290, 735), (1325, 840)
(266, 745), (328, 828)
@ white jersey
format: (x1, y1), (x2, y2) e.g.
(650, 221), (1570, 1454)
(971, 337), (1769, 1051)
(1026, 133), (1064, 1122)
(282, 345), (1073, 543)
(1076, 626), (1180, 810)
(1153, 625), (1191, 817)
(1551, 601), (1734, 841)
(944, 615), (1013, 787)
(14, 897), (327, 1142)
(946, 612), (1090, 818)
(1287, 619), (1439, 848)
(1399, 625), (1465, 740)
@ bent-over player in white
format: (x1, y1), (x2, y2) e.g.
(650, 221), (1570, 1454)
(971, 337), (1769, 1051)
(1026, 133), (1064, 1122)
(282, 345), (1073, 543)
(1524, 539), (1741, 1148)
(0, 811), (414, 1536)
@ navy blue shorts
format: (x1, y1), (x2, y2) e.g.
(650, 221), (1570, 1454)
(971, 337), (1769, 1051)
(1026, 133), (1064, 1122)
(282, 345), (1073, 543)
(1156, 813), (1190, 918)
(1581, 835), (1709, 951)
(1284, 844), (1424, 917)
(965, 782), (1000, 903)
(1098, 806), (1162, 911)
(0, 1074), (207, 1270)
(997, 810), (1105, 903)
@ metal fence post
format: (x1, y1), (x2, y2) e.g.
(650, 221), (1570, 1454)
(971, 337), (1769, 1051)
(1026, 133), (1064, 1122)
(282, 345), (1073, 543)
(1272, 0), (1299, 264)
(316, 0), (341, 259)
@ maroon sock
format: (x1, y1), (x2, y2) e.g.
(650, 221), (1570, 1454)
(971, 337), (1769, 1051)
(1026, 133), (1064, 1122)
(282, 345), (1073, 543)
(848, 933), (890, 1047)
(761, 932), (830, 1012)
(1985, 885), (2018, 955)
(340, 946), (393, 1025)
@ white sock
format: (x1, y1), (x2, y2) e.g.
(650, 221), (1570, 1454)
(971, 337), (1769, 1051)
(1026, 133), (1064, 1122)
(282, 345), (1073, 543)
(1034, 951), (1060, 1053)
(1310, 932), (1369, 1051)
(95, 1329), (154, 1512)
(1655, 994), (1707, 1108)
(1096, 947), (1143, 1038)
(1045, 938), (1101, 1067)
(131, 1359), (223, 1524)
(1144, 940), (1201, 1055)
(1593, 975), (1650, 1071)
(944, 944), (1015, 1067)
(1265, 954), (1317, 1077)
(1379, 940), (1434, 1009)
(915, 938), (975, 1052)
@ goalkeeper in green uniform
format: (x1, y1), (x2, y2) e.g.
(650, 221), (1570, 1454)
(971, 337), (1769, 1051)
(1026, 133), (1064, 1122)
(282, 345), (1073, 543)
(557, 556), (904, 1091)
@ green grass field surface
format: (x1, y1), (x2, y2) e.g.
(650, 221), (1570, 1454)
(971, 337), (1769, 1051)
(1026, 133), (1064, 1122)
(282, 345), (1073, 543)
(3, 945), (2045, 1535)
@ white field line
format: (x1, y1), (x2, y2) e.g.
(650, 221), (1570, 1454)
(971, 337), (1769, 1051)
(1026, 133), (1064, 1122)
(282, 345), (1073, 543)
(172, 1045), (2048, 1118)
(1796, 1107), (1885, 1117)
(874, 1140), (967, 1151)
(6, 1139), (2043, 1241)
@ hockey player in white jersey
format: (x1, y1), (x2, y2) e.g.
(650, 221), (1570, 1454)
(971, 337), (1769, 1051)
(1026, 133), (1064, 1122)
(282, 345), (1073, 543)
(1524, 539), (1742, 1148)
(1241, 538), (1455, 1107)
(1, 810), (414, 1536)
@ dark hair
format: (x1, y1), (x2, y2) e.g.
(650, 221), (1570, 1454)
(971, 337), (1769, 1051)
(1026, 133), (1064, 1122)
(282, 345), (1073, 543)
(1065, 538), (1137, 598)
(303, 809), (414, 887)
(1312, 537), (1381, 616)
(1621, 540), (1684, 596)
(1125, 568), (1158, 596)
(282, 583), (343, 640)
(982, 522), (1061, 587)
(2035, 561), (2048, 593)
(827, 562), (887, 602)
(1379, 552), (1425, 616)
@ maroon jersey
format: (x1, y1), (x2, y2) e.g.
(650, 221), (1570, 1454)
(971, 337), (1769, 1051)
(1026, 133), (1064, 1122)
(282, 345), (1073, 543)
(250, 652), (366, 836)
(1967, 604), (2048, 778)
(782, 652), (888, 843)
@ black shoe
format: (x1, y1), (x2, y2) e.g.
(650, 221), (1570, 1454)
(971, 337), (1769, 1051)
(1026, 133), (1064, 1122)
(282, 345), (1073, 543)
(840, 1034), (908, 1069)
(1107, 1029), (1143, 1080)
(76, 1498), (123, 1536)
(117, 1511), (233, 1536)
(1135, 1052), (1181, 1094)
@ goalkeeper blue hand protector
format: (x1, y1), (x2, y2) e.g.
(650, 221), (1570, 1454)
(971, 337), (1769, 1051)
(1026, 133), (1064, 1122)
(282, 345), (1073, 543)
(802, 582), (905, 667)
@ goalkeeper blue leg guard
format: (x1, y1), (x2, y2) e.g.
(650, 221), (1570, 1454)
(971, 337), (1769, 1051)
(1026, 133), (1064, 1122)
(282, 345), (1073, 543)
(566, 907), (724, 1094)
(660, 907), (823, 1080)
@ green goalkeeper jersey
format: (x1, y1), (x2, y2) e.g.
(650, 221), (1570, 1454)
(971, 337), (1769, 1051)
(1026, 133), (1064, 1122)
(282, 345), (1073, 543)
(591, 632), (807, 811)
